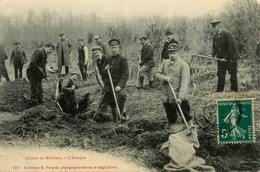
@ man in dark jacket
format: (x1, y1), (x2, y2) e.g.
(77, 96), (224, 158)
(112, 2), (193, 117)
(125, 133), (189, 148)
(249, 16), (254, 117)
(94, 35), (109, 56)
(10, 42), (27, 80)
(0, 45), (10, 82)
(209, 20), (239, 92)
(100, 39), (129, 123)
(161, 30), (179, 61)
(136, 37), (155, 88)
(77, 39), (89, 81)
(26, 43), (54, 106)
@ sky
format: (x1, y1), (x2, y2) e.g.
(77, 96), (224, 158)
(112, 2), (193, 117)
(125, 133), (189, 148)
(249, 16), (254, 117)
(0, 0), (233, 18)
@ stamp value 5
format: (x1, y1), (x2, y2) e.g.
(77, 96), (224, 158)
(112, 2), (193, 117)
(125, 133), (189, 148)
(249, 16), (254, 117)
(217, 99), (255, 144)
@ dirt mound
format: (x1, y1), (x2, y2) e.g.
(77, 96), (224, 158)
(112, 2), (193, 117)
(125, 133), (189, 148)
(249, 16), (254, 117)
(0, 80), (31, 112)
(0, 75), (259, 171)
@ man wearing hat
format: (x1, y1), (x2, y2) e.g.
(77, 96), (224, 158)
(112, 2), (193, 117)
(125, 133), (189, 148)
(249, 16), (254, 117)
(56, 33), (72, 75)
(156, 43), (193, 130)
(94, 35), (109, 56)
(92, 45), (107, 88)
(77, 39), (89, 81)
(10, 42), (27, 80)
(136, 36), (155, 88)
(99, 39), (129, 123)
(26, 43), (55, 106)
(161, 30), (179, 61)
(209, 20), (239, 92)
(0, 45), (10, 82)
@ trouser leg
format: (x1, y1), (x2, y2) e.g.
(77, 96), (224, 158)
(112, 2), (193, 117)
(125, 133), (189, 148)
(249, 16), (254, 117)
(38, 80), (43, 104)
(18, 62), (23, 78)
(178, 100), (192, 123)
(217, 62), (227, 92)
(228, 62), (238, 92)
(163, 102), (177, 124)
(14, 63), (18, 79)
(65, 66), (69, 75)
(58, 67), (62, 75)
(79, 63), (86, 81)
(30, 78), (39, 105)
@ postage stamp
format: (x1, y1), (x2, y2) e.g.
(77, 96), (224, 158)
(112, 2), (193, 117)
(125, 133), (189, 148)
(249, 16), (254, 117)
(217, 99), (255, 144)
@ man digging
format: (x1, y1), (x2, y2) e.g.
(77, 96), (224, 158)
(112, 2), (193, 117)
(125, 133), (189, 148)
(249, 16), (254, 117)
(156, 43), (193, 131)
(99, 39), (129, 123)
(26, 43), (55, 107)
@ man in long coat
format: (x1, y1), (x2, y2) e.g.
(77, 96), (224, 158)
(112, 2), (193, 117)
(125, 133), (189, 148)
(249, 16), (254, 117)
(209, 20), (240, 92)
(0, 45), (10, 82)
(56, 33), (72, 75)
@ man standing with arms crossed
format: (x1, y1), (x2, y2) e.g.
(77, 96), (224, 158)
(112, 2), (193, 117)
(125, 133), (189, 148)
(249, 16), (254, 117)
(209, 20), (239, 92)
(56, 33), (72, 75)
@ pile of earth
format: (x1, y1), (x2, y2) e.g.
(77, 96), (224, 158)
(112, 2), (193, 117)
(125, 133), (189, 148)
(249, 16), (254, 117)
(0, 74), (259, 171)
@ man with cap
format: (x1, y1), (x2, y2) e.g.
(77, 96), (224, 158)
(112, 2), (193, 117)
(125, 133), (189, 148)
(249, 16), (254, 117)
(0, 45), (10, 82)
(156, 43), (193, 130)
(99, 39), (129, 123)
(94, 35), (109, 56)
(77, 39), (89, 81)
(10, 42), (27, 80)
(136, 36), (155, 88)
(56, 33), (72, 75)
(26, 43), (55, 106)
(92, 45), (107, 88)
(161, 30), (179, 61)
(209, 20), (239, 92)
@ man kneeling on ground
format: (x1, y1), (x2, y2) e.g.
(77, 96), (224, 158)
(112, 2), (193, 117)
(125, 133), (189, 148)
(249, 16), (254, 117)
(156, 43), (193, 130)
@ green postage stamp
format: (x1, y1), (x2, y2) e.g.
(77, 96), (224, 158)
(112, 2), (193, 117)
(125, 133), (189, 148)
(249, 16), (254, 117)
(217, 99), (255, 144)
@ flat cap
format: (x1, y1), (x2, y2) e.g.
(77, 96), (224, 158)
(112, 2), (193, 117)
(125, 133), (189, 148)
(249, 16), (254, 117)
(91, 46), (102, 52)
(167, 43), (179, 52)
(15, 42), (21, 45)
(209, 20), (221, 27)
(108, 39), (120, 46)
(166, 30), (174, 35)
(139, 36), (147, 40)
(59, 33), (65, 36)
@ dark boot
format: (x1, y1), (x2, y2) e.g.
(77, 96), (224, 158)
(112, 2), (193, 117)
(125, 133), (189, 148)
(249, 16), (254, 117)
(111, 108), (119, 123)
(149, 80), (154, 88)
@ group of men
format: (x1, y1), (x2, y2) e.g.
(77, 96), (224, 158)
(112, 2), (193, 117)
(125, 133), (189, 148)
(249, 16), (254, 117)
(0, 19), (241, 127)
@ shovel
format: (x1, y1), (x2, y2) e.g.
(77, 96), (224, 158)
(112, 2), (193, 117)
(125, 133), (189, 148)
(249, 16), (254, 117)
(108, 69), (122, 120)
(168, 81), (189, 128)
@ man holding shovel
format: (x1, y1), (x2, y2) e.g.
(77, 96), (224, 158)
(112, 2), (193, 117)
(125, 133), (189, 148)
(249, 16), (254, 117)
(156, 43), (193, 130)
(99, 39), (129, 123)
